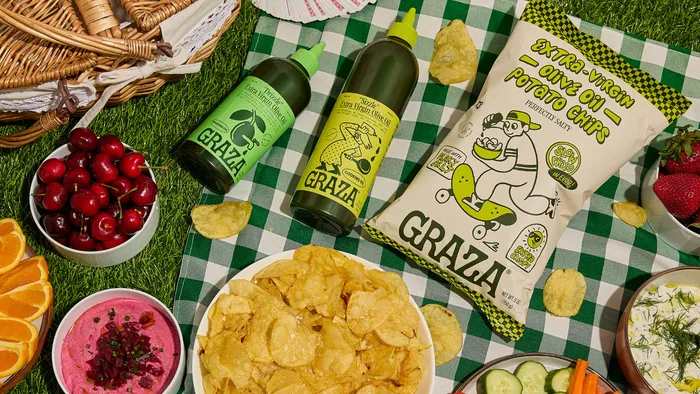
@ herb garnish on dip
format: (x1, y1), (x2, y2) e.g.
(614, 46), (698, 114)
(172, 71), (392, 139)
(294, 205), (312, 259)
(61, 298), (180, 393)
(629, 284), (700, 393)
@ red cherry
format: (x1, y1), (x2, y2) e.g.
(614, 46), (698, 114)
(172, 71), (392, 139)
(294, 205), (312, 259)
(42, 213), (71, 238)
(33, 184), (47, 208)
(68, 210), (91, 229)
(38, 158), (67, 184)
(90, 153), (119, 183)
(133, 205), (151, 220)
(103, 203), (122, 220)
(69, 231), (96, 251)
(119, 152), (147, 179)
(95, 243), (106, 251)
(108, 176), (133, 204)
(102, 232), (129, 249)
(118, 209), (144, 235)
(41, 182), (69, 211)
(55, 237), (68, 246)
(97, 135), (125, 160)
(131, 178), (157, 206)
(90, 212), (117, 241)
(63, 168), (91, 192)
(69, 128), (98, 152)
(65, 151), (90, 169)
(89, 183), (111, 208)
(70, 189), (100, 217)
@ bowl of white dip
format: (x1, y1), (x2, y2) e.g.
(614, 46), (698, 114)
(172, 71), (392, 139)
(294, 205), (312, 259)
(616, 267), (700, 394)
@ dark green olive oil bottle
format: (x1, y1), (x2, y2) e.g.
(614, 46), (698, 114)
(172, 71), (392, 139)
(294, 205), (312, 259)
(290, 9), (419, 236)
(179, 42), (326, 194)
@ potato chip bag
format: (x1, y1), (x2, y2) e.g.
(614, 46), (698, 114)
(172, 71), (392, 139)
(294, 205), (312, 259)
(365, 0), (690, 340)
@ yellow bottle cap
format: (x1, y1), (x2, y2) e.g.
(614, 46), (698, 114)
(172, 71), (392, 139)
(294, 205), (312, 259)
(386, 8), (418, 49)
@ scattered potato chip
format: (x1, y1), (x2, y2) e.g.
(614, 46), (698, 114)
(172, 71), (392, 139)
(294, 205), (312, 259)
(269, 314), (321, 367)
(543, 268), (587, 317)
(612, 201), (647, 228)
(420, 304), (463, 366)
(429, 20), (478, 85)
(191, 201), (252, 240)
(200, 245), (428, 393)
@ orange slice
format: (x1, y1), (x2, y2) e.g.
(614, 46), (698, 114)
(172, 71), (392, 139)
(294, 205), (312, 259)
(0, 340), (29, 378)
(0, 230), (26, 276)
(0, 256), (49, 294)
(0, 317), (38, 358)
(0, 218), (22, 237)
(0, 281), (52, 322)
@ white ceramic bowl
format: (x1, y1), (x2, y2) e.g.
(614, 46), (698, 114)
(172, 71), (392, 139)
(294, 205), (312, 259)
(641, 158), (700, 255)
(52, 288), (185, 394)
(191, 250), (436, 394)
(29, 143), (160, 267)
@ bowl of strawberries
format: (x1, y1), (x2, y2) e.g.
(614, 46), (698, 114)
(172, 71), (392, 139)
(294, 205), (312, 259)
(642, 125), (700, 255)
(29, 128), (160, 267)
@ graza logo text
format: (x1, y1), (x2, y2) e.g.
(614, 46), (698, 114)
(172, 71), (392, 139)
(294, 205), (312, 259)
(399, 210), (505, 298)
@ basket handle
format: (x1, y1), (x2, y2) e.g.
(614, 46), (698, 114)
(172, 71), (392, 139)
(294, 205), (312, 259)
(0, 81), (79, 149)
(74, 0), (122, 38)
(0, 5), (172, 60)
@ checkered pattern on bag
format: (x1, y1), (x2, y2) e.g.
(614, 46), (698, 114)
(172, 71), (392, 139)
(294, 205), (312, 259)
(173, 0), (700, 393)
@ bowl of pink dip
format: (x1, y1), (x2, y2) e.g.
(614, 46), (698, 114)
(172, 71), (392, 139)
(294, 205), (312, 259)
(52, 289), (185, 394)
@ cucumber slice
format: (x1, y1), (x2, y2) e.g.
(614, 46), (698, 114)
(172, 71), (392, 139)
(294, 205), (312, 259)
(515, 361), (549, 394)
(544, 368), (574, 393)
(478, 369), (523, 394)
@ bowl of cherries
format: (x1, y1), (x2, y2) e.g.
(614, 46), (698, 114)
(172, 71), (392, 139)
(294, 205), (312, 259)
(29, 128), (160, 267)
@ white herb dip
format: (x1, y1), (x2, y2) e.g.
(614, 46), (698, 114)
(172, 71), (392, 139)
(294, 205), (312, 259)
(629, 284), (700, 394)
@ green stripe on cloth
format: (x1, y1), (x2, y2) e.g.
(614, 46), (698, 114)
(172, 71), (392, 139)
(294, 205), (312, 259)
(174, 0), (700, 392)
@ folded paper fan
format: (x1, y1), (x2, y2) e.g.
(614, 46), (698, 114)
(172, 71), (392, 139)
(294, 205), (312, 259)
(253, 0), (377, 23)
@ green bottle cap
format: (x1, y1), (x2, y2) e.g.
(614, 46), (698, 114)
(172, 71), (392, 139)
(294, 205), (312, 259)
(386, 8), (418, 49)
(289, 41), (326, 77)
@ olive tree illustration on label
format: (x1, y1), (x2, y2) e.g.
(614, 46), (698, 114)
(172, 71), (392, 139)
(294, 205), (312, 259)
(230, 109), (267, 151)
(546, 142), (581, 190)
(507, 224), (548, 272)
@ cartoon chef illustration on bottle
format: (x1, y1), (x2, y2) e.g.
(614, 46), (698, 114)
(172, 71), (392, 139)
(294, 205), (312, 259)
(436, 110), (557, 240)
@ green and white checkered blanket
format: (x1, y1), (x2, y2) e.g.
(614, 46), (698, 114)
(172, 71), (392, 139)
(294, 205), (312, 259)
(173, 0), (700, 392)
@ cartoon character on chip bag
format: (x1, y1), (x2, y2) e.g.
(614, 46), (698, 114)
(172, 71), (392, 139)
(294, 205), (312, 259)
(471, 110), (558, 219)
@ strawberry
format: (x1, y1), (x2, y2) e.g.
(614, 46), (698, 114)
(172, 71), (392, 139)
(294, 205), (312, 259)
(653, 172), (700, 219)
(659, 125), (700, 174)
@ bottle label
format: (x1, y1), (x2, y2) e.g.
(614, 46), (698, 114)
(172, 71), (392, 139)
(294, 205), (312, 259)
(296, 92), (400, 217)
(186, 76), (295, 183)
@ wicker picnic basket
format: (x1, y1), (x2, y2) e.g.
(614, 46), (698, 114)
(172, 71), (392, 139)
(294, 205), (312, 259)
(0, 0), (241, 148)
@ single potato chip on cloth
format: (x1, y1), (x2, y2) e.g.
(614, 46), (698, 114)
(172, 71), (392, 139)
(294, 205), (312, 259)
(191, 201), (252, 239)
(420, 304), (463, 366)
(612, 201), (647, 228)
(429, 19), (478, 85)
(543, 268), (587, 317)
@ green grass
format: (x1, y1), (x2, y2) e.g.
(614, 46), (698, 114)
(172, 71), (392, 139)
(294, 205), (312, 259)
(0, 0), (698, 393)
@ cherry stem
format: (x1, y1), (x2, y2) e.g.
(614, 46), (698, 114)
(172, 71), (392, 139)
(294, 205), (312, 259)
(32, 193), (45, 197)
(139, 165), (170, 171)
(118, 188), (137, 200)
(117, 200), (123, 220)
(101, 183), (119, 191)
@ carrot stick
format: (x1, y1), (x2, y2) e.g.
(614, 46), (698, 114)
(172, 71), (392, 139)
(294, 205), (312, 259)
(582, 373), (599, 394)
(567, 359), (589, 394)
(596, 387), (604, 394)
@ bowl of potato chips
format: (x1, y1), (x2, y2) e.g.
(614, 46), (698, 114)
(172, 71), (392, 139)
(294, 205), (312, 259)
(192, 245), (436, 394)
